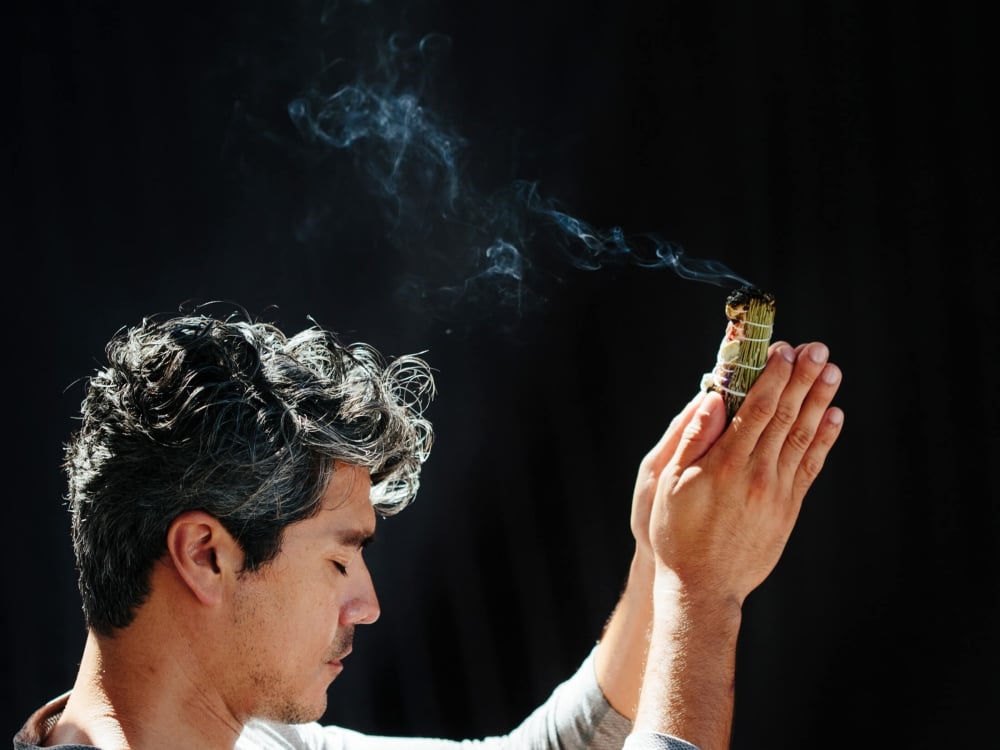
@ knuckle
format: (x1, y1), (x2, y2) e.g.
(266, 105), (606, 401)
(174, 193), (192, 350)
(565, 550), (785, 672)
(785, 423), (815, 454)
(745, 394), (778, 423)
(715, 451), (743, 477)
(799, 450), (827, 482)
(795, 359), (824, 387)
(747, 462), (772, 494)
(771, 401), (799, 431)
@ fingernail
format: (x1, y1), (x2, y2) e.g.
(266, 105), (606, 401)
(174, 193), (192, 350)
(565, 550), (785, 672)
(809, 343), (829, 364)
(821, 364), (841, 385)
(828, 408), (844, 425)
(781, 345), (795, 363)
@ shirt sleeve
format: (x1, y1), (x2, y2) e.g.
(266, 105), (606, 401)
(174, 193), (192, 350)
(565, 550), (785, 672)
(622, 733), (701, 750)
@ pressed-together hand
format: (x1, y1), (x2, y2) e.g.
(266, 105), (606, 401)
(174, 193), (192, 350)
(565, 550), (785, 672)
(630, 389), (709, 567)
(628, 340), (844, 750)
(647, 340), (843, 601)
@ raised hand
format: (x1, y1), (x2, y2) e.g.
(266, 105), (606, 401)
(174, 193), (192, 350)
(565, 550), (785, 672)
(649, 340), (843, 603)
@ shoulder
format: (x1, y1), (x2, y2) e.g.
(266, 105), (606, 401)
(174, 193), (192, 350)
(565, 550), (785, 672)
(14, 691), (100, 750)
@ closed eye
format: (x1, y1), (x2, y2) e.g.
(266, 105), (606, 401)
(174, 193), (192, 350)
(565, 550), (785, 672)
(332, 561), (348, 576)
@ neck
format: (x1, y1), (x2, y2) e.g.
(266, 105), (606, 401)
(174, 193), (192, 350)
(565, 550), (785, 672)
(48, 626), (244, 750)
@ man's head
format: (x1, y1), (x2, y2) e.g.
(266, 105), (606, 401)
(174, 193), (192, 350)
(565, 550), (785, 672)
(211, 459), (381, 723)
(64, 308), (435, 638)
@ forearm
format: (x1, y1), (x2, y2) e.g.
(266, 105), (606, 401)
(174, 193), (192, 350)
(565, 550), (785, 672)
(632, 571), (742, 750)
(594, 551), (655, 719)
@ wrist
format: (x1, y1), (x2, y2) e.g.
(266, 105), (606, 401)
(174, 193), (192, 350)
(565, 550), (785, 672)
(651, 566), (744, 631)
(636, 569), (743, 749)
(630, 548), (656, 585)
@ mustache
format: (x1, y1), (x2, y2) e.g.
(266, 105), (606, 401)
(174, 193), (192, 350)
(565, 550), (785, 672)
(327, 628), (354, 661)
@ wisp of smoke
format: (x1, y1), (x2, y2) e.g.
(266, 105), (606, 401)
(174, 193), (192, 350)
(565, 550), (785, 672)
(283, 12), (750, 327)
(513, 181), (750, 287)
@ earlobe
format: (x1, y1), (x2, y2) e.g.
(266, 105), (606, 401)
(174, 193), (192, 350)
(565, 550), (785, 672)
(166, 511), (237, 607)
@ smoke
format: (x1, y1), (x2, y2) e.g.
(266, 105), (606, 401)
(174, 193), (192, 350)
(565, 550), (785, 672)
(513, 181), (751, 286)
(288, 32), (464, 230)
(278, 3), (750, 326)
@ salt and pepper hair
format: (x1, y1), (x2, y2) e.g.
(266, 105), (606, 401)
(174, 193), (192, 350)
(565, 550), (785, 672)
(64, 310), (435, 636)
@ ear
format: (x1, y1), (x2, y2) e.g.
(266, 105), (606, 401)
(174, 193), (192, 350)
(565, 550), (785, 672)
(165, 511), (243, 607)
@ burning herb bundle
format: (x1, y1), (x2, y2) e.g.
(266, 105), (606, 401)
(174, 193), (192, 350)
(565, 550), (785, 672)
(701, 286), (776, 421)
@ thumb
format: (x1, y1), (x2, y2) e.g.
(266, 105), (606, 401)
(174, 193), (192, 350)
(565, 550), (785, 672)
(671, 391), (726, 470)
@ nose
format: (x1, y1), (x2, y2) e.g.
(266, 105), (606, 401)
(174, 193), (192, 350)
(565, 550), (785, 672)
(340, 557), (381, 626)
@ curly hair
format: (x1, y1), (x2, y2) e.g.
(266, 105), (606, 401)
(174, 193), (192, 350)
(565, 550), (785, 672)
(64, 309), (435, 636)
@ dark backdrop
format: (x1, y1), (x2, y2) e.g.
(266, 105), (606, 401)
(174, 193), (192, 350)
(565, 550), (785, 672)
(7, 1), (997, 747)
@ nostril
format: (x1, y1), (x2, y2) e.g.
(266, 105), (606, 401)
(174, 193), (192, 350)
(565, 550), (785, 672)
(342, 598), (380, 625)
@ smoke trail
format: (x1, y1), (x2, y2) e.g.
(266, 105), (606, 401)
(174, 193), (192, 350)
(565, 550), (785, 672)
(512, 181), (751, 287)
(280, 4), (751, 326)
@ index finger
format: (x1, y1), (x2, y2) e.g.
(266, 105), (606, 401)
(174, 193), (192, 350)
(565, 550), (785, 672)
(717, 341), (797, 456)
(752, 342), (834, 461)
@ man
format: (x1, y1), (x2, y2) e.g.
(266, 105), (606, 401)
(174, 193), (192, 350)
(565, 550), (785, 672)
(14, 307), (843, 750)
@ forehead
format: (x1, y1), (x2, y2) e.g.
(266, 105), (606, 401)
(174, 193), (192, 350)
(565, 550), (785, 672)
(320, 462), (373, 512)
(288, 463), (376, 544)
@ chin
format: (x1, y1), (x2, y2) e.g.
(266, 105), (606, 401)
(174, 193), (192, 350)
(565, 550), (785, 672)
(256, 694), (328, 726)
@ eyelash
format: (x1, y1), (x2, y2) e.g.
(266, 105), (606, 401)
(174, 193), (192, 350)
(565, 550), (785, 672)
(333, 562), (348, 576)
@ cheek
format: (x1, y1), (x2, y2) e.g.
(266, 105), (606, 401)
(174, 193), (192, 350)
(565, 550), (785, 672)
(236, 565), (347, 646)
(234, 570), (303, 632)
(282, 577), (345, 635)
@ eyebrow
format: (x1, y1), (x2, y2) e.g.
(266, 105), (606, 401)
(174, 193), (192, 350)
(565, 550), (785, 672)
(335, 529), (376, 550)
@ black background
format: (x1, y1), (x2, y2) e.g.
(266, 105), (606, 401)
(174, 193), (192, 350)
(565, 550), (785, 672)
(7, 1), (997, 747)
